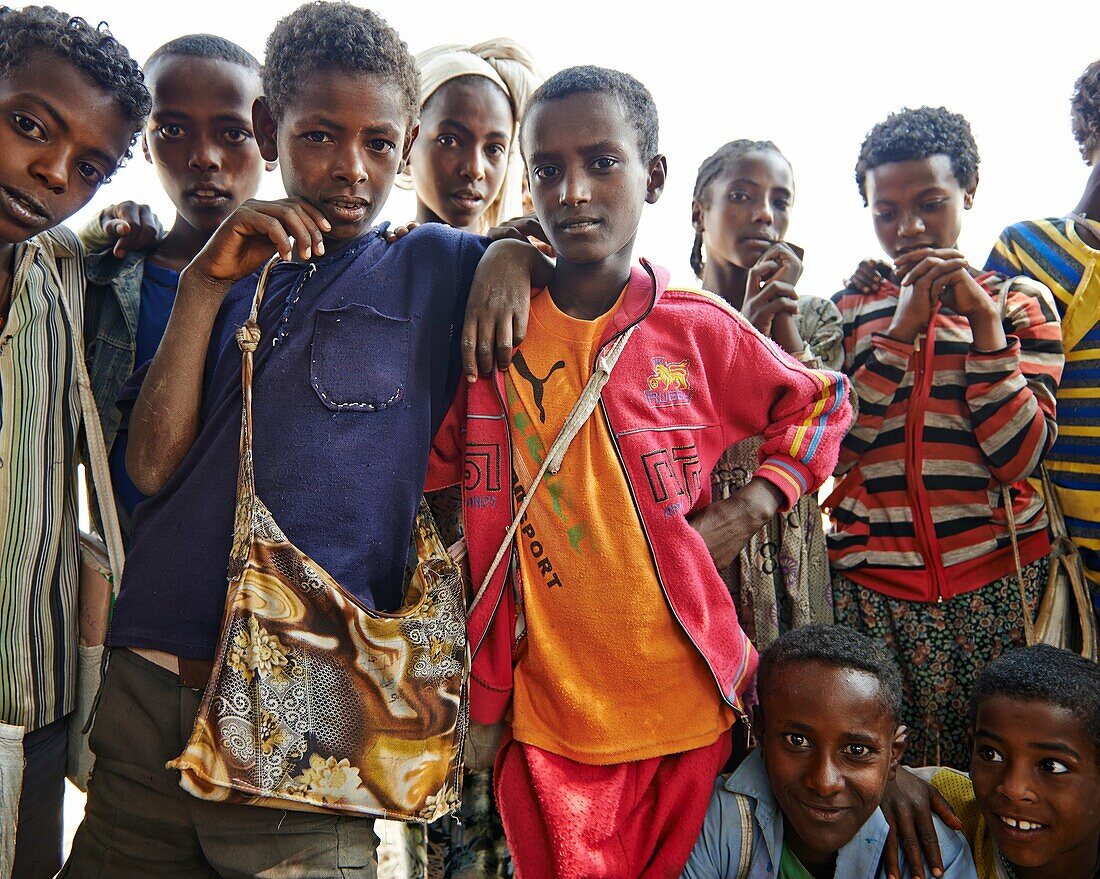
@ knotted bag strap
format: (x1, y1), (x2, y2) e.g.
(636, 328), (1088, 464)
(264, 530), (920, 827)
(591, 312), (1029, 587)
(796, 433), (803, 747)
(233, 257), (281, 510)
(467, 323), (638, 618)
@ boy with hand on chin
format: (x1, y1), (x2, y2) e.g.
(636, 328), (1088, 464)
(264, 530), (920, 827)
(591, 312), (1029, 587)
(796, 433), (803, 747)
(428, 66), (852, 877)
(683, 626), (976, 879)
(62, 3), (549, 877)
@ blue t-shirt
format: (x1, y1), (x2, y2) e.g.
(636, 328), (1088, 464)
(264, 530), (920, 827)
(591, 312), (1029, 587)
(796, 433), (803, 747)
(108, 260), (179, 520)
(109, 224), (488, 657)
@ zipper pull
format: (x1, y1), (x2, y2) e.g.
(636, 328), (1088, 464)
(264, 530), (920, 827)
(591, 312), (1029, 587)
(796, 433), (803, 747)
(914, 333), (923, 353)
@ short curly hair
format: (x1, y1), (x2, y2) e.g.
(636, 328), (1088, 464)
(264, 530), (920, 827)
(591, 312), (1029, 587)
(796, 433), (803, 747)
(968, 645), (1100, 761)
(1071, 60), (1100, 165)
(758, 625), (904, 725)
(522, 65), (659, 162)
(262, 2), (418, 124)
(855, 106), (979, 206)
(146, 34), (260, 76)
(0, 6), (149, 160)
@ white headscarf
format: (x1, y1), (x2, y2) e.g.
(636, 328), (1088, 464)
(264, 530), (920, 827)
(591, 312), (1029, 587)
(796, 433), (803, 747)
(398, 38), (541, 231)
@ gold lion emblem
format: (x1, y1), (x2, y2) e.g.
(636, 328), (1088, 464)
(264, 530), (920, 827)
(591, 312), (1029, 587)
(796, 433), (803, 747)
(648, 359), (689, 391)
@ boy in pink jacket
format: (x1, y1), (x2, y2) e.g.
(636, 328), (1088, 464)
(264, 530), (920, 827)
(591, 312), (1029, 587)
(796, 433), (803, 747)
(427, 66), (852, 879)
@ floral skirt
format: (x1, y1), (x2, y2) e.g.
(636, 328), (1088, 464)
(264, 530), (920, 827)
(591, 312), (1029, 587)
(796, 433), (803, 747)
(832, 556), (1048, 770)
(711, 438), (833, 649)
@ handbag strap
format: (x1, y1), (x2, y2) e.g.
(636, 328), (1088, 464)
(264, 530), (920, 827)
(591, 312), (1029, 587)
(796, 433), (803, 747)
(1002, 489), (1036, 646)
(233, 256), (283, 507)
(995, 275), (1037, 645)
(467, 322), (638, 618)
(49, 243), (125, 590)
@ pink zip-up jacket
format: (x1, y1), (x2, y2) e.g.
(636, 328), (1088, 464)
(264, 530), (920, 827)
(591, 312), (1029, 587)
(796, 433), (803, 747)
(426, 261), (853, 725)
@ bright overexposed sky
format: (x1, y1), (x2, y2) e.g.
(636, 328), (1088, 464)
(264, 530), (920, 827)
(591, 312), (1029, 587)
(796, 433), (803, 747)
(67, 0), (1100, 297)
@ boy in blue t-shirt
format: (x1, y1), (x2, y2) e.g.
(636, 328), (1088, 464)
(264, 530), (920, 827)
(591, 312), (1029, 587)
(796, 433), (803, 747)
(61, 4), (549, 877)
(683, 626), (976, 879)
(81, 34), (273, 544)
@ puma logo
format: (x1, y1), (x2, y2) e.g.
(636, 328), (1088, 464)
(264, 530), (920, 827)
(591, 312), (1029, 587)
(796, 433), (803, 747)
(513, 351), (565, 423)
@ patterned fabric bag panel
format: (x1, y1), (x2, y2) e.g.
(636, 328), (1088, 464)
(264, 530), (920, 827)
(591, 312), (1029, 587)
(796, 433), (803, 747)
(169, 258), (468, 822)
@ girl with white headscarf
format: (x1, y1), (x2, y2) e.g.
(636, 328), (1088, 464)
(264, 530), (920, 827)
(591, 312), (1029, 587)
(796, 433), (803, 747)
(396, 39), (541, 879)
(397, 39), (540, 235)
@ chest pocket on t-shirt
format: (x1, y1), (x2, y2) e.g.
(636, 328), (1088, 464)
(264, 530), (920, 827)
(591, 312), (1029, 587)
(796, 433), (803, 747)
(310, 304), (410, 412)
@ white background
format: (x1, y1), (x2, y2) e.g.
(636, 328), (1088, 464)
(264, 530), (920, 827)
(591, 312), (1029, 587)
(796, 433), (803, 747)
(64, 0), (1100, 296)
(54, 0), (1100, 857)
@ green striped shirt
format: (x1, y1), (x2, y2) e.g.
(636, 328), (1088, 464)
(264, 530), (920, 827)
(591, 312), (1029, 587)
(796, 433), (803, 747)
(0, 226), (84, 732)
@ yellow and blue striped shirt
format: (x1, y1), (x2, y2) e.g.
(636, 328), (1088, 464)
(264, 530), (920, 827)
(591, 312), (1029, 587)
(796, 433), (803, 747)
(986, 216), (1100, 599)
(0, 227), (84, 732)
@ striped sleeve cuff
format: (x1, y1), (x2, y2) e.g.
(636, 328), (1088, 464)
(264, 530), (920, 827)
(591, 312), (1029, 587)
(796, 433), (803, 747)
(757, 458), (809, 511)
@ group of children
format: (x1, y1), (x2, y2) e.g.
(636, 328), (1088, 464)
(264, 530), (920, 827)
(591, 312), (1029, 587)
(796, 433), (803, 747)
(0, 2), (1098, 879)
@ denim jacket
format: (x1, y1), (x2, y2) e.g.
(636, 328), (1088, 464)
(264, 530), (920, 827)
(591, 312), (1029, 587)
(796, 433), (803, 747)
(682, 750), (977, 879)
(83, 247), (143, 541)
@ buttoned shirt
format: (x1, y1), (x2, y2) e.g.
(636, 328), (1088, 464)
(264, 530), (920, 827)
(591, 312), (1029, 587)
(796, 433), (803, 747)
(682, 750), (977, 879)
(0, 226), (85, 732)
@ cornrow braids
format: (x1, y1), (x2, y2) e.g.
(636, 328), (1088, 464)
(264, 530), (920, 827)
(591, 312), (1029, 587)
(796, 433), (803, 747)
(0, 5), (150, 158)
(690, 139), (788, 279)
(1071, 59), (1100, 165)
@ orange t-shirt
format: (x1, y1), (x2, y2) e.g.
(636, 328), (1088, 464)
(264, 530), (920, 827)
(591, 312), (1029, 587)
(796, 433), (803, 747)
(505, 288), (735, 764)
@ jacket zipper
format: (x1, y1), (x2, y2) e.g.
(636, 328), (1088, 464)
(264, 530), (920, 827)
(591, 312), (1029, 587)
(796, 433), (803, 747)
(469, 375), (517, 663)
(904, 310), (947, 601)
(590, 264), (748, 720)
(598, 397), (747, 723)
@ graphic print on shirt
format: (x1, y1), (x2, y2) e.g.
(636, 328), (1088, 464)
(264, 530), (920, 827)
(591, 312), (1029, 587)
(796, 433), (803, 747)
(512, 349), (565, 423)
(641, 443), (703, 517)
(506, 374), (586, 591)
(645, 356), (694, 407)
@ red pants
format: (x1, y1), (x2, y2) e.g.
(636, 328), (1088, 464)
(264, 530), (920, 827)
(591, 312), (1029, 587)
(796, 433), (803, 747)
(494, 732), (731, 879)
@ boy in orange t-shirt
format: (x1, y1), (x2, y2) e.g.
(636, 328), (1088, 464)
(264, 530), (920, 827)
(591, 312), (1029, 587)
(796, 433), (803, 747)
(428, 66), (851, 878)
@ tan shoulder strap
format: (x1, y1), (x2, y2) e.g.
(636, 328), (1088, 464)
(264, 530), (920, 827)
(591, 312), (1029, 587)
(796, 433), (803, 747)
(467, 324), (637, 618)
(733, 791), (754, 879)
(49, 245), (125, 590)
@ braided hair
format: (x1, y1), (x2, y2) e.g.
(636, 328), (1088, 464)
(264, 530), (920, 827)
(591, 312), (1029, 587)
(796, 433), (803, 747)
(690, 139), (788, 279)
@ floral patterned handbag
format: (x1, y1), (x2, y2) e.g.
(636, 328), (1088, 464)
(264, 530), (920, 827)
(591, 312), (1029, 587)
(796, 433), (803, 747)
(168, 257), (468, 821)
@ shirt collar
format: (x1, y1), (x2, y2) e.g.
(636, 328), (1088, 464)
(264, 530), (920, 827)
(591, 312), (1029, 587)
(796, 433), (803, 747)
(724, 750), (893, 876)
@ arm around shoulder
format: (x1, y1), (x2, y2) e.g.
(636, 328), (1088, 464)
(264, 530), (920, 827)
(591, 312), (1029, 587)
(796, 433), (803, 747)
(921, 816), (977, 879)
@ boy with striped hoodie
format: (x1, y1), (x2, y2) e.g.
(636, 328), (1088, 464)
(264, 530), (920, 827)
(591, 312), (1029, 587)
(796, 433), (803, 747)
(427, 66), (851, 878)
(829, 106), (1065, 770)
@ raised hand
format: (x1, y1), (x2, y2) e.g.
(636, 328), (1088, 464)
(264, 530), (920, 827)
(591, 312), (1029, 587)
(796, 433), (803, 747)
(98, 201), (163, 258)
(743, 242), (803, 351)
(191, 197), (331, 285)
(845, 258), (890, 293)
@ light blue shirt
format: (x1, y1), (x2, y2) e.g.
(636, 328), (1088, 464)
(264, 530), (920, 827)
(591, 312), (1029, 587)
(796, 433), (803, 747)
(682, 751), (977, 879)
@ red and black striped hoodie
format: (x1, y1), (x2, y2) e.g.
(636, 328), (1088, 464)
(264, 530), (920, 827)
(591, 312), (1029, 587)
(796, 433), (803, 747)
(827, 271), (1064, 602)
